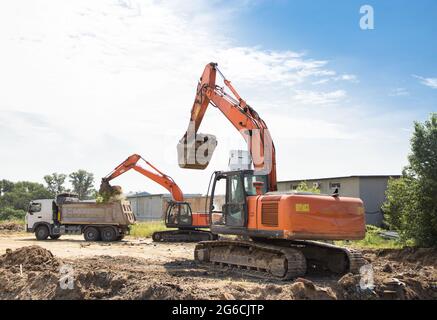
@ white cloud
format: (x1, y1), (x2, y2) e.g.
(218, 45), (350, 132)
(293, 89), (347, 105)
(0, 0), (408, 193)
(312, 73), (358, 85)
(413, 75), (437, 89)
(336, 74), (358, 82)
(389, 88), (410, 97)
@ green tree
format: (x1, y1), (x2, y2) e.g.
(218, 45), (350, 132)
(296, 181), (321, 194)
(383, 113), (437, 246)
(0, 180), (52, 220)
(69, 170), (95, 200)
(44, 173), (67, 196)
(0, 179), (14, 195)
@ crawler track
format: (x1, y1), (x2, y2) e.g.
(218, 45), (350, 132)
(152, 230), (218, 242)
(194, 239), (367, 280)
(195, 240), (307, 280)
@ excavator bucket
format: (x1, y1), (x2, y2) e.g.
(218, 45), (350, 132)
(99, 179), (123, 202)
(177, 133), (217, 170)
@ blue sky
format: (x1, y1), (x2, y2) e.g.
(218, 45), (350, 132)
(0, 0), (435, 193)
(234, 0), (437, 118)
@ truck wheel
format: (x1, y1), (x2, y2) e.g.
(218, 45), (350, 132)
(101, 227), (117, 242)
(50, 235), (61, 240)
(35, 225), (49, 240)
(84, 227), (100, 241)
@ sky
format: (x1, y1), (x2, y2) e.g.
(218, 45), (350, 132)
(0, 0), (435, 195)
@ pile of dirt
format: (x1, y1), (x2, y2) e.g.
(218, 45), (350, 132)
(282, 278), (337, 300)
(0, 222), (23, 233)
(334, 247), (437, 300)
(0, 245), (436, 300)
(0, 246), (60, 272)
(373, 247), (437, 267)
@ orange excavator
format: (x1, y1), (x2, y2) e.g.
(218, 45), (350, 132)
(99, 154), (217, 242)
(177, 63), (367, 279)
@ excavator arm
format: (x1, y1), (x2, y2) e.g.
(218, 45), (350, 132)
(100, 154), (184, 202)
(179, 62), (277, 191)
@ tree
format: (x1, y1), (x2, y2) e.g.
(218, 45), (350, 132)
(0, 179), (14, 196)
(0, 180), (52, 220)
(44, 173), (67, 196)
(383, 113), (437, 246)
(69, 170), (95, 200)
(296, 181), (321, 194)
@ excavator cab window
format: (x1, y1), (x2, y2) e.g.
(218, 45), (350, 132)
(243, 173), (268, 195)
(209, 172), (247, 227)
(225, 174), (246, 227)
(165, 202), (192, 227)
(210, 174), (226, 225)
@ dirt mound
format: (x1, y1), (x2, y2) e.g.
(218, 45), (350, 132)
(286, 278), (337, 300)
(374, 247), (437, 267)
(0, 239), (435, 300)
(0, 246), (60, 272)
(0, 222), (23, 233)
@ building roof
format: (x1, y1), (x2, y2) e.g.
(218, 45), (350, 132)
(278, 175), (401, 184)
(126, 192), (203, 199)
(126, 191), (150, 197)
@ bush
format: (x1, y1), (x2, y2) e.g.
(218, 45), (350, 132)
(296, 181), (321, 194)
(0, 207), (26, 220)
(336, 225), (403, 249)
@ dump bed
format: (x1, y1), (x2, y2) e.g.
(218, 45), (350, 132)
(60, 200), (135, 226)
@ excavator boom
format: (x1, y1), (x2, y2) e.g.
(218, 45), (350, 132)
(100, 154), (217, 242)
(100, 154), (184, 202)
(178, 62), (277, 191)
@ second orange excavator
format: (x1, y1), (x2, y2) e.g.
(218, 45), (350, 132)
(100, 154), (217, 242)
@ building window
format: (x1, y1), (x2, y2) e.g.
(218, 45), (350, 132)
(291, 184), (298, 190)
(330, 182), (341, 189)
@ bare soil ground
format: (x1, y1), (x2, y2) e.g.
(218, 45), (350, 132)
(0, 230), (436, 300)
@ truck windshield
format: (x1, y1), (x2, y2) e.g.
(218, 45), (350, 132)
(29, 202), (41, 213)
(243, 173), (268, 195)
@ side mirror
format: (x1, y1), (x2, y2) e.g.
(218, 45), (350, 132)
(253, 181), (265, 196)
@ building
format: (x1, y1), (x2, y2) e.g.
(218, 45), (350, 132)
(277, 175), (400, 226)
(126, 192), (225, 221)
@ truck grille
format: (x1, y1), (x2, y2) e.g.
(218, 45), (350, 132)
(261, 202), (279, 226)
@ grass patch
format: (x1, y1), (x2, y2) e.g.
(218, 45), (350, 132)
(336, 225), (404, 249)
(129, 221), (173, 238)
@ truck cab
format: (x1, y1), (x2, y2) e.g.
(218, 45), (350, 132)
(25, 199), (60, 239)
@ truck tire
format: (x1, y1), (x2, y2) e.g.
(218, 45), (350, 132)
(50, 234), (61, 240)
(84, 227), (100, 241)
(35, 225), (49, 240)
(101, 226), (117, 242)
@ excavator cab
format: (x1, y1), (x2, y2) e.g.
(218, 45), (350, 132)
(165, 201), (193, 228)
(209, 170), (268, 228)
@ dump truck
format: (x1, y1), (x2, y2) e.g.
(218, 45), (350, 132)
(25, 193), (136, 241)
